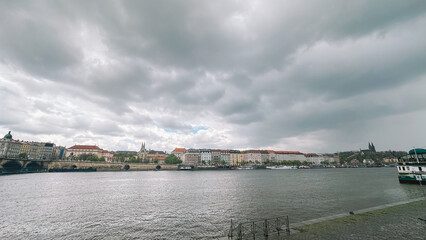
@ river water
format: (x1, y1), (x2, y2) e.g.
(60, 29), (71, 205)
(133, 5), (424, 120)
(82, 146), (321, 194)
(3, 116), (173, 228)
(0, 168), (424, 239)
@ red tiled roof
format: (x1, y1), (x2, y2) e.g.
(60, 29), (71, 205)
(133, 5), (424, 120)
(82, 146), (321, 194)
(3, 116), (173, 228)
(172, 148), (186, 152)
(275, 151), (303, 154)
(266, 150), (275, 153)
(242, 150), (261, 153)
(68, 145), (102, 150)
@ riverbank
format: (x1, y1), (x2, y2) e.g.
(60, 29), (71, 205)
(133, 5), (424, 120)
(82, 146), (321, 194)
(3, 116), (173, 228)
(285, 197), (426, 240)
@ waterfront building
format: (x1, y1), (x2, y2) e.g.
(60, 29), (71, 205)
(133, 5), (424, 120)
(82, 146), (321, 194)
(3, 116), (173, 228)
(266, 150), (276, 162)
(66, 145), (113, 161)
(102, 150), (114, 162)
(260, 150), (269, 163)
(304, 153), (322, 165)
(237, 152), (244, 165)
(220, 150), (230, 165)
(54, 146), (67, 160)
(20, 141), (31, 155)
(211, 149), (221, 165)
(147, 150), (168, 164)
(322, 153), (337, 163)
(27, 142), (42, 160)
(242, 150), (262, 164)
(183, 149), (200, 165)
(229, 150), (241, 166)
(39, 143), (56, 160)
(172, 148), (186, 162)
(66, 145), (103, 159)
(304, 153), (337, 165)
(0, 131), (21, 158)
(200, 149), (211, 165)
(275, 151), (306, 162)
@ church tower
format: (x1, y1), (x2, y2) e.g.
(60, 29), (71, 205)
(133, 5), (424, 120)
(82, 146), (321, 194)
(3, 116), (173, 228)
(370, 142), (376, 153)
(138, 142), (147, 160)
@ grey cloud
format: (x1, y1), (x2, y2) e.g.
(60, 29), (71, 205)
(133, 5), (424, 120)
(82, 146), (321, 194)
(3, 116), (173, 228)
(1, 1), (426, 152)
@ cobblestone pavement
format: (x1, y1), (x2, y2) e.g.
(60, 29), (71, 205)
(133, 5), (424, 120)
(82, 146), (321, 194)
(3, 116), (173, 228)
(284, 199), (426, 240)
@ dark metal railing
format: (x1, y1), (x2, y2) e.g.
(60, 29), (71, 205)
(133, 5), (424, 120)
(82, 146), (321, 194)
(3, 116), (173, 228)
(228, 216), (290, 239)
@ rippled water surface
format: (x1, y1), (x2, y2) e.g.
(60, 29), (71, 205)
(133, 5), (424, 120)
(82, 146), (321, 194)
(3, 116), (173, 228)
(0, 168), (424, 239)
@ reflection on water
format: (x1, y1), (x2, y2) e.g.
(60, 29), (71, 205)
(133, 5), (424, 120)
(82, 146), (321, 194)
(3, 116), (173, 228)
(0, 168), (424, 239)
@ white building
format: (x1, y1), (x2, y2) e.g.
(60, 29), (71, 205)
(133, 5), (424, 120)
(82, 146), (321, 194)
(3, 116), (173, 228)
(200, 149), (211, 164)
(275, 151), (306, 162)
(0, 131), (21, 159)
(171, 148), (186, 162)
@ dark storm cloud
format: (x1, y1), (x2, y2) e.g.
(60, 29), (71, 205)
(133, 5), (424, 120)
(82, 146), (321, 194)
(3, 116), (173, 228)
(1, 0), (426, 151)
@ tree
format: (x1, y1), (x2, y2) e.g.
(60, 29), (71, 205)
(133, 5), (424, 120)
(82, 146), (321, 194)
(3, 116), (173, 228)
(153, 159), (159, 164)
(164, 154), (182, 164)
(19, 153), (28, 159)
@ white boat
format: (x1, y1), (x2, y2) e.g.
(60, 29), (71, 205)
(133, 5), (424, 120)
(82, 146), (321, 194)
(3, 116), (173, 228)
(397, 148), (426, 183)
(298, 165), (311, 169)
(237, 165), (255, 170)
(266, 165), (297, 170)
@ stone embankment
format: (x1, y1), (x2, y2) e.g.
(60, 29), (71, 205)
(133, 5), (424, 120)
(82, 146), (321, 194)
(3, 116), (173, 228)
(48, 161), (178, 171)
(286, 198), (426, 240)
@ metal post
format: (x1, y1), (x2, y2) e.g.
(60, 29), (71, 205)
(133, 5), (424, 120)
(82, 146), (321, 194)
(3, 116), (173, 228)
(264, 219), (268, 238)
(286, 216), (290, 235)
(419, 179), (426, 198)
(252, 221), (256, 240)
(238, 223), (242, 240)
(414, 147), (420, 164)
(228, 219), (233, 239)
(276, 217), (281, 236)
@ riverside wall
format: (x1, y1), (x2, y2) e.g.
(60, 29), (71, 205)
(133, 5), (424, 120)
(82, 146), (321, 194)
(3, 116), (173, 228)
(48, 161), (178, 171)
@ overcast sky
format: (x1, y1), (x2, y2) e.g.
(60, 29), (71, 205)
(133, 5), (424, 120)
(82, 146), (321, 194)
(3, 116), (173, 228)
(1, 1), (426, 153)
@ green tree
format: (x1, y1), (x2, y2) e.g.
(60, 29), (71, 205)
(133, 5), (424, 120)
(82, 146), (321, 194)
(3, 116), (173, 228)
(153, 159), (159, 164)
(19, 153), (28, 159)
(164, 154), (182, 164)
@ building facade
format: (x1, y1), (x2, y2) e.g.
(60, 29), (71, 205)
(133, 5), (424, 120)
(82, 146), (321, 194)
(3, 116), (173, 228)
(172, 148), (186, 162)
(200, 149), (211, 164)
(242, 150), (262, 163)
(0, 131), (21, 159)
(183, 149), (200, 165)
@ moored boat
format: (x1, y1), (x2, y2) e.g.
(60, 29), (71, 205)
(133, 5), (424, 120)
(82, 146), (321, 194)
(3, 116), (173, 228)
(178, 165), (194, 170)
(298, 165), (311, 169)
(237, 165), (255, 170)
(397, 148), (426, 183)
(266, 165), (297, 170)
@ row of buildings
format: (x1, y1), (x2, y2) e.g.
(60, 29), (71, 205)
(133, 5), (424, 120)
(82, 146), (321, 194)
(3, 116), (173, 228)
(65, 142), (167, 163)
(172, 148), (338, 166)
(0, 131), (66, 161)
(1, 131), (338, 165)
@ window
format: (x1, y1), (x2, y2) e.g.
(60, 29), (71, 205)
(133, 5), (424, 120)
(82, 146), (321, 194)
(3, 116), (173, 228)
(403, 167), (405, 171)
(420, 167), (423, 171)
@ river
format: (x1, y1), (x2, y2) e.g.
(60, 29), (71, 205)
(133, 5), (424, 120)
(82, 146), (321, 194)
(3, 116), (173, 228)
(0, 168), (423, 239)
